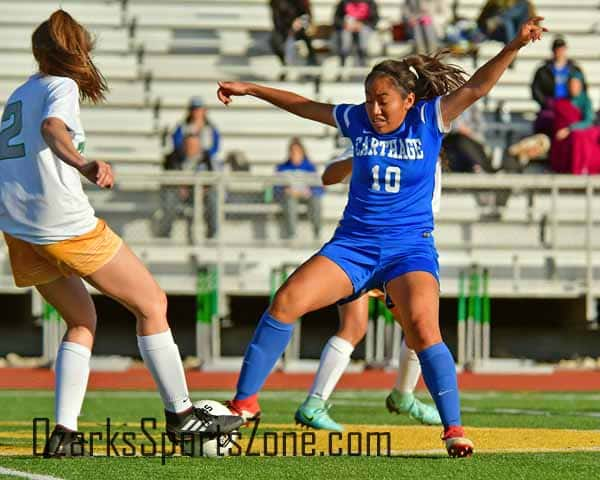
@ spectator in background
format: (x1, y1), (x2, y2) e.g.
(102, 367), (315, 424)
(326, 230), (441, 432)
(275, 138), (323, 239)
(532, 36), (587, 135)
(550, 72), (600, 174)
(401, 0), (451, 54)
(334, 0), (379, 67)
(443, 104), (491, 173)
(270, 0), (318, 69)
(477, 0), (534, 45)
(169, 97), (220, 169)
(154, 98), (221, 241)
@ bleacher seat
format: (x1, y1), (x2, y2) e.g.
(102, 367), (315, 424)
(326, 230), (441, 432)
(152, 81), (316, 108)
(81, 108), (156, 134)
(0, 52), (139, 81)
(1, 0), (600, 303)
(0, 25), (129, 53)
(0, 1), (123, 27)
(159, 108), (330, 137)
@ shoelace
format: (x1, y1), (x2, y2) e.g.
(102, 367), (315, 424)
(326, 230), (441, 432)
(312, 403), (333, 417)
(189, 408), (215, 430)
(441, 426), (465, 441)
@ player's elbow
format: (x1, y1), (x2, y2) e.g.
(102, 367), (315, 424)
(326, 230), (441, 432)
(40, 118), (62, 141)
(321, 171), (335, 185)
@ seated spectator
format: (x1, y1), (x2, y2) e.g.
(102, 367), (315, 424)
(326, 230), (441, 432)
(334, 0), (379, 67)
(443, 104), (491, 173)
(444, 17), (486, 56)
(550, 73), (600, 174)
(224, 150), (250, 173)
(275, 138), (323, 239)
(401, 0), (451, 54)
(154, 98), (221, 241)
(270, 0), (317, 69)
(477, 0), (534, 45)
(532, 36), (587, 136)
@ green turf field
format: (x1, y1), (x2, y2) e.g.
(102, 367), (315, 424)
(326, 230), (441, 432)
(1, 390), (599, 479)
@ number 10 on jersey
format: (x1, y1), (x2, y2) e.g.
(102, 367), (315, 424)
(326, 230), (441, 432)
(371, 165), (401, 193)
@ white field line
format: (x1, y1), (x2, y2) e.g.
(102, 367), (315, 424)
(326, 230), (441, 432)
(0, 467), (63, 480)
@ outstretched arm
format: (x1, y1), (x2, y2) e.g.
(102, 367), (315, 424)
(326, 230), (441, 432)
(322, 157), (353, 185)
(441, 17), (547, 125)
(217, 81), (336, 127)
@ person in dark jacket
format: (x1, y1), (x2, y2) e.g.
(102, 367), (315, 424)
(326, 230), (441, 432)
(532, 36), (587, 135)
(531, 36), (586, 108)
(154, 97), (221, 241)
(270, 0), (317, 66)
(334, 0), (379, 67)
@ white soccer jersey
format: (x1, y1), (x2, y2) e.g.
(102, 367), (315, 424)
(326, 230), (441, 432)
(0, 74), (96, 244)
(328, 145), (442, 214)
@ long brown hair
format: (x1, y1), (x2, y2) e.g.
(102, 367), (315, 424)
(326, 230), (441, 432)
(365, 50), (467, 102)
(32, 9), (108, 103)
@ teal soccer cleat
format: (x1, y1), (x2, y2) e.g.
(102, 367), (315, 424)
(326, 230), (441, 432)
(294, 397), (344, 432)
(386, 389), (442, 425)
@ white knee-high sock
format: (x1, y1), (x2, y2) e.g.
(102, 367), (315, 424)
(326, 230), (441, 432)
(137, 329), (192, 413)
(308, 336), (354, 401)
(394, 339), (422, 393)
(55, 341), (91, 431)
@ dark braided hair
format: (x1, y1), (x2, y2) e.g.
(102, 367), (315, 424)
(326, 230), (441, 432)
(365, 50), (468, 102)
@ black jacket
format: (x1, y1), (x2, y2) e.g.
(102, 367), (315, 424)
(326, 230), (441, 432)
(334, 0), (379, 30)
(531, 59), (587, 108)
(270, 0), (311, 35)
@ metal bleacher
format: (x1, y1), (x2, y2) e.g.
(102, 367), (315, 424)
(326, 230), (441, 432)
(0, 0), (600, 328)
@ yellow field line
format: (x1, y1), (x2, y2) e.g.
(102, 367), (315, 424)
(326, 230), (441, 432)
(2, 424), (600, 457)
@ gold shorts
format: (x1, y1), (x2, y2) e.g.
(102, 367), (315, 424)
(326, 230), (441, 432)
(3, 219), (123, 287)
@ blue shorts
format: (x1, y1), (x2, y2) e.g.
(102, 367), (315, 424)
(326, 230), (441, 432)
(317, 229), (439, 305)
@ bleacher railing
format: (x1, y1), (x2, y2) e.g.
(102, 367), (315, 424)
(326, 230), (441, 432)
(86, 171), (600, 326)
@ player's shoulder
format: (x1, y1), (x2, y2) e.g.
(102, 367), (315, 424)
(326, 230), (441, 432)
(334, 103), (368, 132)
(44, 75), (79, 94)
(410, 97), (438, 122)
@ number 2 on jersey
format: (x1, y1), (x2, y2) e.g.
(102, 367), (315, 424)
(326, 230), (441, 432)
(0, 101), (25, 161)
(371, 165), (401, 193)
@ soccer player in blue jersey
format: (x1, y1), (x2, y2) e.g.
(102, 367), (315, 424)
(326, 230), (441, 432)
(294, 146), (442, 432)
(217, 17), (546, 457)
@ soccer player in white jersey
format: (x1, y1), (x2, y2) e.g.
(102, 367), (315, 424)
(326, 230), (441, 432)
(294, 146), (442, 431)
(0, 10), (242, 457)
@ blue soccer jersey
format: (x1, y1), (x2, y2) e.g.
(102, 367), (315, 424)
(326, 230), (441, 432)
(333, 96), (448, 235)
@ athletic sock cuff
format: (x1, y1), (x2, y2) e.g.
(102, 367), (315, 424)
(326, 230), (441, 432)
(60, 341), (91, 360)
(328, 336), (354, 355)
(417, 342), (448, 362)
(137, 329), (175, 351)
(262, 313), (294, 332)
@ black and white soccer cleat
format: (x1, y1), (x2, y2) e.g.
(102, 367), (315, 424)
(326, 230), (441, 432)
(165, 406), (243, 444)
(42, 425), (86, 458)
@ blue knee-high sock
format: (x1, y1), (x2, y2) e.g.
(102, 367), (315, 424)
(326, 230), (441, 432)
(236, 310), (294, 400)
(417, 342), (461, 428)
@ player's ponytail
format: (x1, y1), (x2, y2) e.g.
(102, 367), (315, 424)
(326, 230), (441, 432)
(366, 50), (467, 102)
(32, 9), (108, 103)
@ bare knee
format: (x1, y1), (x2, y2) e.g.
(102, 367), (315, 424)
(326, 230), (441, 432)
(269, 286), (305, 323)
(63, 312), (97, 349)
(135, 288), (169, 334)
(404, 310), (442, 352)
(337, 318), (368, 346)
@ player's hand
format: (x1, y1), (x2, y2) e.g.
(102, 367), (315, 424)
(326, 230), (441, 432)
(510, 17), (547, 49)
(79, 160), (114, 189)
(555, 127), (570, 141)
(217, 81), (253, 106)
